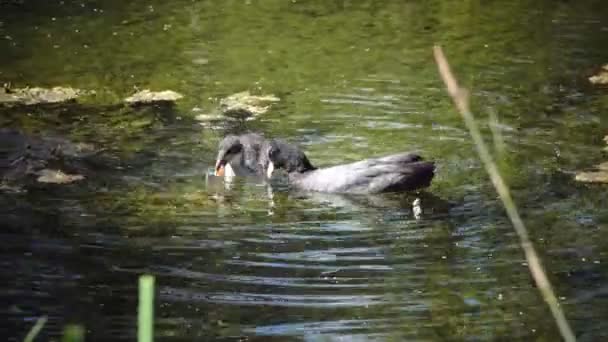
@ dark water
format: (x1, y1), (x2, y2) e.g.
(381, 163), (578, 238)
(2, 0), (608, 340)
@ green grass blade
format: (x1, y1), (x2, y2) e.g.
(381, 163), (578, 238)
(23, 316), (47, 342)
(138, 275), (155, 342)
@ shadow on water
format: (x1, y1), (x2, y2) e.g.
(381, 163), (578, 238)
(2, 0), (608, 341)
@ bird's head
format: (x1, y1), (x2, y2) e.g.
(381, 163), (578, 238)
(265, 139), (315, 178)
(214, 135), (244, 176)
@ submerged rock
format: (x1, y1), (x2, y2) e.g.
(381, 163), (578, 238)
(574, 136), (608, 184)
(194, 113), (225, 122)
(575, 170), (608, 184)
(589, 65), (608, 85)
(0, 183), (24, 193)
(0, 128), (99, 188)
(191, 107), (223, 128)
(194, 113), (229, 129)
(0, 86), (93, 106)
(36, 169), (85, 184)
(219, 91), (280, 118)
(575, 162), (608, 184)
(124, 89), (184, 104)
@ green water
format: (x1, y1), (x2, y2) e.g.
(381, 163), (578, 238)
(2, 0), (608, 340)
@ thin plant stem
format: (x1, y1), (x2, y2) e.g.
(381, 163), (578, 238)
(433, 45), (576, 342)
(138, 275), (155, 342)
(23, 316), (47, 342)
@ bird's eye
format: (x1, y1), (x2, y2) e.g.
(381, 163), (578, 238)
(227, 146), (239, 154)
(269, 147), (279, 158)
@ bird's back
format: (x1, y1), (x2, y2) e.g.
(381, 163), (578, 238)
(291, 152), (435, 194)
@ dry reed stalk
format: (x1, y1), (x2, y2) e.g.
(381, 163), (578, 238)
(433, 45), (576, 342)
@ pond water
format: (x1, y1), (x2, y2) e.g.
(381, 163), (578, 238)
(2, 0), (608, 341)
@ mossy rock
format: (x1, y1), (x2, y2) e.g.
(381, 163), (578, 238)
(589, 65), (608, 85)
(576, 162), (608, 184)
(0, 86), (94, 106)
(219, 91), (280, 118)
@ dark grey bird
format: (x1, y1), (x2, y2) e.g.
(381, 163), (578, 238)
(265, 139), (435, 194)
(214, 133), (270, 177)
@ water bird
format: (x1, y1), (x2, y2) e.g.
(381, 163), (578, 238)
(264, 139), (435, 194)
(214, 133), (269, 177)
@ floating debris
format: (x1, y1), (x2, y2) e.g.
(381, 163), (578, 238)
(36, 169), (85, 184)
(219, 91), (280, 118)
(589, 65), (608, 85)
(124, 89), (184, 104)
(0, 86), (93, 106)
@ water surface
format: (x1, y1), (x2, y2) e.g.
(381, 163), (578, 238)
(1, 0), (608, 341)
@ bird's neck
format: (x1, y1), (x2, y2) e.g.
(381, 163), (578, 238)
(227, 161), (255, 177)
(290, 157), (316, 174)
(224, 162), (237, 177)
(226, 152), (253, 177)
(299, 165), (317, 173)
(289, 164), (317, 177)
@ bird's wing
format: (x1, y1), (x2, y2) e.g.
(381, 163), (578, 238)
(366, 161), (435, 193)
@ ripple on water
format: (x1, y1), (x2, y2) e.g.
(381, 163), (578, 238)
(246, 318), (389, 336)
(160, 287), (385, 308)
(154, 266), (377, 289)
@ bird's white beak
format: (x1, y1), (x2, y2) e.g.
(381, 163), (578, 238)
(266, 161), (274, 179)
